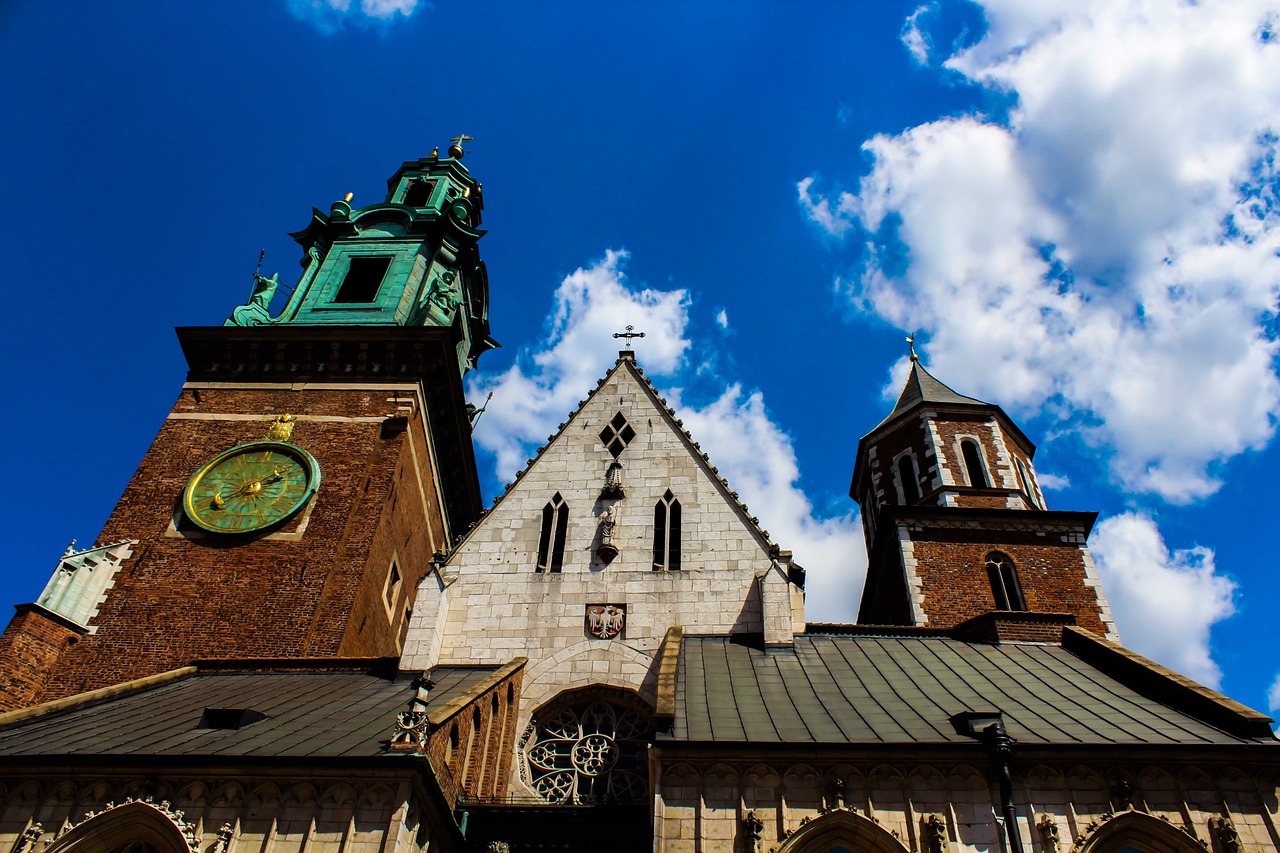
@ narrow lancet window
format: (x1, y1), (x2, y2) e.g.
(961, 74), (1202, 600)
(1015, 458), (1040, 508)
(652, 490), (681, 571)
(537, 493), (569, 572)
(961, 439), (991, 488)
(897, 455), (922, 502)
(986, 552), (1026, 611)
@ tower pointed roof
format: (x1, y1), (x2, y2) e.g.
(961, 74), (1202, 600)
(880, 360), (990, 427)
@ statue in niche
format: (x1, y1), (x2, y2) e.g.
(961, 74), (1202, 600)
(601, 461), (625, 497)
(596, 503), (619, 561)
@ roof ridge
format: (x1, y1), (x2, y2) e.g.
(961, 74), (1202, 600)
(443, 356), (787, 563)
(1062, 627), (1275, 740)
(0, 665), (198, 730)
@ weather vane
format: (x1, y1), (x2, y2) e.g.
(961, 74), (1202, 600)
(448, 134), (474, 159)
(906, 333), (919, 363)
(613, 325), (646, 350)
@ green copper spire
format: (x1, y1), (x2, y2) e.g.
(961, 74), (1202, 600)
(224, 143), (498, 375)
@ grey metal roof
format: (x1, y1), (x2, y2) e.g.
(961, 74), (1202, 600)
(665, 636), (1266, 746)
(879, 361), (989, 427)
(0, 666), (496, 760)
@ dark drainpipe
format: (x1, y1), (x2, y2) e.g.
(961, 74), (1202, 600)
(951, 712), (1023, 853)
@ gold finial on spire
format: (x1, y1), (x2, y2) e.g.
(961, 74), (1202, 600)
(448, 134), (474, 159)
(907, 334), (919, 363)
(430, 146), (439, 158)
(343, 191), (354, 202)
(266, 413), (296, 442)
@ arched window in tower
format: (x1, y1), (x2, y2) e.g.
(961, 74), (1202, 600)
(986, 552), (1026, 611)
(896, 454), (922, 502)
(960, 439), (991, 488)
(537, 493), (569, 573)
(653, 490), (681, 571)
(403, 179), (435, 207)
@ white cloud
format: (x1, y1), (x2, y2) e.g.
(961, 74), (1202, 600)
(1269, 672), (1280, 715)
(802, 0), (1280, 503)
(1091, 512), (1236, 688)
(671, 386), (864, 623)
(469, 251), (690, 478)
(714, 308), (730, 331)
(287, 0), (423, 33)
(1034, 471), (1070, 491)
(467, 251), (863, 622)
(901, 4), (935, 65)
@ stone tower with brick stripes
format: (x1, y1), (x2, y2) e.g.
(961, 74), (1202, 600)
(0, 145), (498, 711)
(851, 357), (1117, 639)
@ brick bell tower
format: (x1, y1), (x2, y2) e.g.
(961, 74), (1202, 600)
(0, 141), (498, 710)
(851, 347), (1117, 640)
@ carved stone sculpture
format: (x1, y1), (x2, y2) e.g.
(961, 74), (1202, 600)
(1036, 814), (1060, 853)
(586, 604), (626, 639)
(596, 503), (620, 560)
(1209, 816), (1243, 853)
(743, 811), (764, 853)
(923, 814), (950, 853)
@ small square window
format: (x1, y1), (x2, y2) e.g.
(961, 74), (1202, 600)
(335, 256), (392, 303)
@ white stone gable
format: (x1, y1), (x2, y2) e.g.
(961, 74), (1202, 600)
(402, 357), (797, 774)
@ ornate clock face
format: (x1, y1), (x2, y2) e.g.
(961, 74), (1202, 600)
(183, 441), (321, 534)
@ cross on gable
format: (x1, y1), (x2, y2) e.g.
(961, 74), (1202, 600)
(613, 325), (646, 350)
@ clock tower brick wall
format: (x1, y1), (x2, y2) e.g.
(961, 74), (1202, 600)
(3, 380), (456, 709)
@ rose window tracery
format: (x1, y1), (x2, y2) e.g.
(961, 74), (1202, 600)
(521, 688), (652, 804)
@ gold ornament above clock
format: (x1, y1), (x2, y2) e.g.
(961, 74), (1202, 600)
(183, 416), (320, 534)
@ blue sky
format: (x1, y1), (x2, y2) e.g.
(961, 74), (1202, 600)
(2, 0), (1278, 718)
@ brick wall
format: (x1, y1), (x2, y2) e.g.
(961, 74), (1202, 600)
(0, 607), (83, 711)
(424, 665), (524, 804)
(8, 381), (451, 705)
(903, 528), (1107, 633)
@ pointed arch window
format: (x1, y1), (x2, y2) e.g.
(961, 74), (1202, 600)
(537, 493), (569, 573)
(960, 439), (991, 488)
(986, 552), (1026, 611)
(896, 454), (922, 503)
(653, 490), (681, 571)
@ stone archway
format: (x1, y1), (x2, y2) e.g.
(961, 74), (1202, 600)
(776, 809), (911, 853)
(44, 801), (198, 853)
(1071, 810), (1203, 853)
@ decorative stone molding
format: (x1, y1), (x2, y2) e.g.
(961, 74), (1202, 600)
(485, 843), (510, 853)
(601, 462), (625, 498)
(388, 672), (434, 750)
(212, 823), (234, 853)
(15, 822), (44, 853)
(389, 711), (429, 749)
(1068, 809), (1207, 853)
(55, 798), (202, 853)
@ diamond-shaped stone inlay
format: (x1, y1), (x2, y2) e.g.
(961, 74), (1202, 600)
(599, 413), (636, 458)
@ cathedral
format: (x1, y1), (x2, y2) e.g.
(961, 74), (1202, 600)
(0, 147), (1276, 853)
